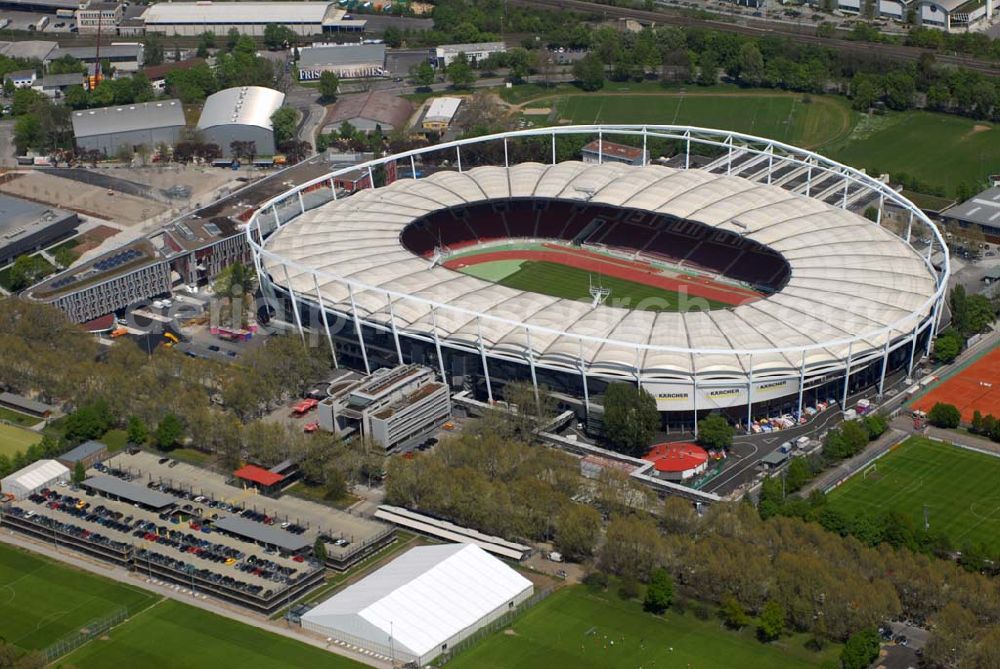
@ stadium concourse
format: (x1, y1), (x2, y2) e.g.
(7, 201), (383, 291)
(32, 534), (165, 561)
(251, 126), (948, 433)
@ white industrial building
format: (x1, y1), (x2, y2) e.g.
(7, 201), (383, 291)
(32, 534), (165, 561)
(422, 96), (462, 130)
(140, 1), (366, 36)
(301, 543), (533, 666)
(433, 41), (506, 67)
(196, 86), (286, 157)
(1, 459), (70, 500)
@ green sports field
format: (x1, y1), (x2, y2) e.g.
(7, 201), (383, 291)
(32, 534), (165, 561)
(826, 437), (1000, 552)
(449, 586), (838, 669)
(0, 544), (158, 651)
(0, 423), (42, 458)
(64, 599), (365, 669)
(484, 260), (730, 311)
(550, 91), (854, 148)
(828, 112), (1000, 196)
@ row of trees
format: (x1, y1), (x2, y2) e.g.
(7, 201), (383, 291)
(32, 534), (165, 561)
(165, 35), (274, 103)
(934, 286), (997, 363)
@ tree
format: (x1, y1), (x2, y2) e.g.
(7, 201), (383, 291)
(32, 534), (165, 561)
(643, 568), (673, 614)
(63, 400), (113, 442)
(784, 457), (812, 493)
(927, 402), (961, 429)
(13, 115), (42, 154)
(602, 382), (659, 456)
(72, 460), (86, 485)
(757, 600), (786, 642)
(383, 26), (403, 48)
(143, 34), (164, 67)
(7, 254), (45, 290)
(270, 106), (298, 146)
(226, 27), (241, 52)
(698, 49), (719, 86)
(313, 536), (327, 562)
(598, 515), (662, 581)
(278, 139), (310, 165)
(263, 24), (296, 50)
(720, 595), (751, 629)
(965, 294), (995, 335)
(950, 285), (970, 336)
(196, 31), (216, 59)
(852, 74), (879, 111)
(410, 61), (435, 88)
(697, 414), (734, 450)
(126, 415), (148, 445)
(554, 504), (601, 561)
(934, 330), (962, 363)
(736, 42), (764, 86)
(573, 53), (605, 92)
(318, 70), (339, 101)
(446, 53), (475, 88)
(841, 628), (880, 669)
(156, 413), (184, 450)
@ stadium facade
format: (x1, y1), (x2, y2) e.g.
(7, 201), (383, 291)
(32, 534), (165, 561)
(249, 126), (949, 432)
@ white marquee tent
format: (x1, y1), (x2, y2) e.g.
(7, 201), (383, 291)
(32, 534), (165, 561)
(1, 459), (70, 499)
(301, 543), (533, 665)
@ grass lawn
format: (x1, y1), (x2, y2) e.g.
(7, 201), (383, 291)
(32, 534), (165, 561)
(828, 111), (1000, 197)
(0, 255), (57, 292)
(0, 406), (40, 427)
(548, 90), (853, 148)
(448, 586), (839, 669)
(0, 544), (159, 652)
(491, 260), (730, 311)
(64, 599), (366, 669)
(286, 481), (359, 509)
(150, 446), (211, 466)
(826, 436), (1000, 553)
(101, 429), (128, 452)
(0, 423), (42, 457)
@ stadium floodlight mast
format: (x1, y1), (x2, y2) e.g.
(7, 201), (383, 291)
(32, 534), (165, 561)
(249, 125), (950, 433)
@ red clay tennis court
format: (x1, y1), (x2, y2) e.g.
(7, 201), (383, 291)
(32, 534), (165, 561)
(912, 345), (1000, 421)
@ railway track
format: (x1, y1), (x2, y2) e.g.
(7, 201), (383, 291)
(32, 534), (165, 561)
(511, 0), (1000, 75)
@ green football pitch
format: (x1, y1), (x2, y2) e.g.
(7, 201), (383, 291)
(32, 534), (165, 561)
(0, 544), (158, 651)
(0, 423), (42, 458)
(448, 586), (839, 669)
(476, 260), (731, 312)
(64, 599), (365, 669)
(826, 437), (1000, 552)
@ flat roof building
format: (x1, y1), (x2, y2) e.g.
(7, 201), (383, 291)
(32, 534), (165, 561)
(325, 91), (413, 133)
(318, 365), (451, 452)
(0, 392), (54, 418)
(0, 194), (80, 266)
(140, 1), (366, 37)
(298, 43), (386, 80)
(72, 98), (186, 155)
(61, 44), (144, 72)
(422, 96), (461, 131)
(433, 41), (506, 67)
(301, 543), (533, 666)
(0, 41), (58, 63)
(33, 72), (86, 98)
(57, 440), (108, 469)
(942, 185), (1000, 243)
(581, 139), (647, 166)
(196, 86), (285, 157)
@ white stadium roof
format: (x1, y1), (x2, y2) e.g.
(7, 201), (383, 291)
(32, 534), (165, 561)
(301, 543), (532, 663)
(142, 1), (341, 23)
(264, 162), (938, 378)
(197, 86), (285, 133)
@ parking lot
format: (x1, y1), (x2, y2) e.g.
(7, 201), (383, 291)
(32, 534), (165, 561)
(110, 451), (392, 566)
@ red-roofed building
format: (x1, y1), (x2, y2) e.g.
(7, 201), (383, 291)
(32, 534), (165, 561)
(643, 442), (709, 481)
(234, 464), (285, 492)
(581, 139), (647, 166)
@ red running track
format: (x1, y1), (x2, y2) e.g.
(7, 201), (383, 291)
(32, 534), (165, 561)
(443, 247), (761, 306)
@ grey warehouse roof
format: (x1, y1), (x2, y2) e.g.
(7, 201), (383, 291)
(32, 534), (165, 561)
(299, 43), (385, 68)
(0, 391), (53, 416)
(84, 475), (176, 509)
(197, 86), (285, 133)
(72, 99), (185, 138)
(264, 162), (938, 378)
(61, 45), (143, 61)
(59, 440), (107, 464)
(213, 515), (310, 552)
(0, 41), (58, 62)
(943, 185), (1000, 229)
(142, 1), (341, 23)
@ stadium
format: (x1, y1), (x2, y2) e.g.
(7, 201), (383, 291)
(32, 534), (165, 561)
(249, 126), (949, 432)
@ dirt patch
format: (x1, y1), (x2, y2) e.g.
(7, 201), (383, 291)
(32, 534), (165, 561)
(73, 225), (122, 256)
(503, 628), (519, 636)
(0, 172), (165, 225)
(972, 124), (991, 134)
(522, 107), (552, 115)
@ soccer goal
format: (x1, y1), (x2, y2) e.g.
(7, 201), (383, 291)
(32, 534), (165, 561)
(862, 463), (878, 480)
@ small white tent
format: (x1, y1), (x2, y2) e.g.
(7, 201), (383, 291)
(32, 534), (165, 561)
(301, 543), (533, 665)
(1, 459), (70, 499)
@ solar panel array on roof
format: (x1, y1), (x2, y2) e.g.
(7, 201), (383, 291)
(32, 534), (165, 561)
(94, 248), (142, 272)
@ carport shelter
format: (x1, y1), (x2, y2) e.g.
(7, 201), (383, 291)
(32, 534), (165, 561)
(83, 475), (176, 510)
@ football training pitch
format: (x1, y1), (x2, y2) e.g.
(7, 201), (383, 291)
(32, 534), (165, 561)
(0, 423), (42, 458)
(64, 599), (365, 669)
(448, 586), (838, 669)
(826, 437), (1000, 552)
(0, 544), (158, 651)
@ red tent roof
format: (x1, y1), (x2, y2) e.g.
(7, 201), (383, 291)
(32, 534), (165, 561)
(643, 442), (709, 473)
(234, 464), (284, 487)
